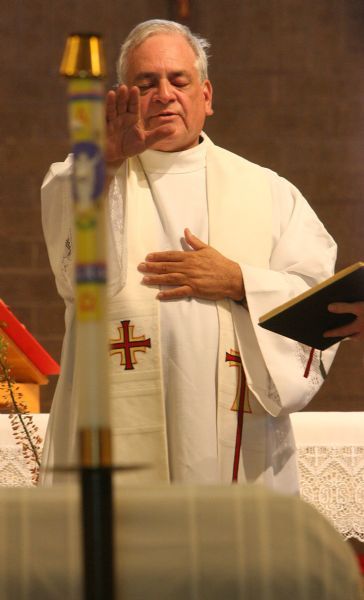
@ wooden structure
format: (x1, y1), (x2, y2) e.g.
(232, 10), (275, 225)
(0, 300), (60, 412)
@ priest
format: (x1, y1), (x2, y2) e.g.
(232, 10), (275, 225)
(40, 19), (338, 492)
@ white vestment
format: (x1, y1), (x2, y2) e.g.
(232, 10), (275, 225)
(40, 135), (337, 493)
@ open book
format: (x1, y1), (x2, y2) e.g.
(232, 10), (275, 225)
(258, 262), (364, 349)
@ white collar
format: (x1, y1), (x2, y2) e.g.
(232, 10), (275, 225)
(140, 135), (207, 175)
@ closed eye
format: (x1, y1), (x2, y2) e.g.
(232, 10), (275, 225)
(134, 72), (191, 93)
(174, 80), (188, 86)
(138, 82), (155, 94)
(171, 75), (190, 88)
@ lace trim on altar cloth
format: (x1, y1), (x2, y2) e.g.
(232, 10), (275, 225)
(0, 447), (36, 487)
(297, 446), (364, 542)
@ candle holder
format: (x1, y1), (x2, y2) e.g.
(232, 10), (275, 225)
(60, 32), (113, 600)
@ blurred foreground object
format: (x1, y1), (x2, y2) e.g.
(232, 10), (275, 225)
(0, 484), (361, 599)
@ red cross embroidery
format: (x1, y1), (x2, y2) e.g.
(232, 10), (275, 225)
(110, 320), (151, 370)
(225, 349), (251, 413)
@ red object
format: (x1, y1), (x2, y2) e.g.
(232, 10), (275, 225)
(357, 554), (364, 574)
(232, 369), (247, 483)
(0, 300), (60, 376)
(304, 347), (315, 378)
(177, 0), (190, 19)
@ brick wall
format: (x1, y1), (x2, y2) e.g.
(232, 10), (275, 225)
(1, 0), (363, 411)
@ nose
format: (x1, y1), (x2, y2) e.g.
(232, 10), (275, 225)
(154, 79), (175, 103)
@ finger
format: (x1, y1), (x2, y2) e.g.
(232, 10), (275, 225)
(323, 329), (347, 338)
(137, 262), (176, 274)
(126, 86), (141, 115)
(184, 228), (208, 250)
(328, 302), (364, 317)
(328, 302), (357, 315)
(323, 321), (358, 338)
(106, 90), (117, 121)
(157, 285), (192, 300)
(138, 260), (184, 274)
(143, 251), (185, 263)
(324, 331), (360, 342)
(115, 84), (129, 116)
(142, 272), (185, 286)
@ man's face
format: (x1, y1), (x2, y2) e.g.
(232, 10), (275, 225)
(125, 33), (213, 152)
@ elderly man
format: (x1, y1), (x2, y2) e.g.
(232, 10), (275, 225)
(41, 19), (338, 492)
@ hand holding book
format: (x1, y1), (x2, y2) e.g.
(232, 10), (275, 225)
(258, 262), (364, 350)
(324, 301), (364, 341)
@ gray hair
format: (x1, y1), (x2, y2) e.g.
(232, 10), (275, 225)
(116, 19), (210, 84)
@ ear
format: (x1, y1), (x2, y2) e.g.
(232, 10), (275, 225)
(203, 80), (214, 116)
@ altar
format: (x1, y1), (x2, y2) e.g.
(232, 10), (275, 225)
(0, 481), (361, 599)
(0, 412), (363, 543)
(0, 411), (363, 598)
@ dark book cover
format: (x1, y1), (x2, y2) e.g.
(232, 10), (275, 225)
(258, 262), (364, 350)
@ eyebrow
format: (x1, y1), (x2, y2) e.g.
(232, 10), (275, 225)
(133, 70), (191, 83)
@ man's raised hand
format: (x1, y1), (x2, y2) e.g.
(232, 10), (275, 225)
(105, 85), (175, 168)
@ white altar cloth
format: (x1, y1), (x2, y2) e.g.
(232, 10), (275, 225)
(291, 412), (364, 542)
(291, 411), (364, 445)
(0, 484), (361, 600)
(1, 412), (363, 541)
(0, 414), (48, 487)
